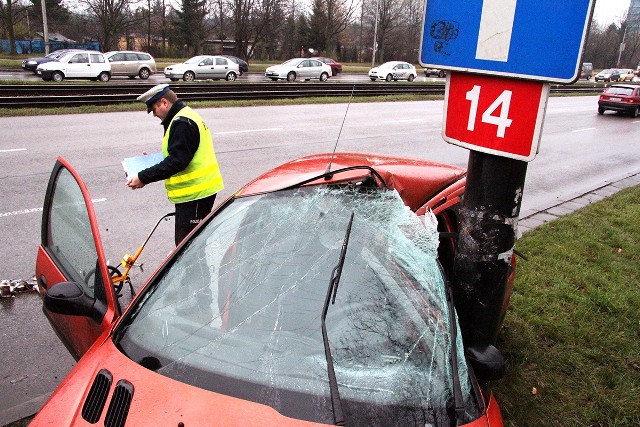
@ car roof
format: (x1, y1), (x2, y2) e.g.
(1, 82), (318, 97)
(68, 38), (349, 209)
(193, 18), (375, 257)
(237, 152), (466, 211)
(608, 84), (640, 89)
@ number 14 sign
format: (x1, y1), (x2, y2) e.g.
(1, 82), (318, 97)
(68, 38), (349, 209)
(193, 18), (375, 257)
(443, 72), (549, 162)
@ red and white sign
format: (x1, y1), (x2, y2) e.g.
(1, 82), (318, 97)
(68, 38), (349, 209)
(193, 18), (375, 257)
(443, 72), (549, 162)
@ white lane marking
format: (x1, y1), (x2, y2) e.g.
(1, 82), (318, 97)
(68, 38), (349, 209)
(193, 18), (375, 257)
(633, 120), (640, 124)
(0, 148), (27, 153)
(0, 198), (107, 218)
(571, 127), (596, 133)
(214, 127), (282, 135)
(476, 0), (517, 62)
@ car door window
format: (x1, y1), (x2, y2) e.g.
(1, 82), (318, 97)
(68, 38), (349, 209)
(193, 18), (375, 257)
(70, 53), (89, 64)
(201, 57), (213, 66)
(125, 53), (138, 61)
(110, 53), (125, 62)
(45, 168), (102, 299)
(90, 54), (104, 64)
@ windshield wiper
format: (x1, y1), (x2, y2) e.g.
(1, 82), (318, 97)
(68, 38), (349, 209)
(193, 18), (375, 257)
(321, 211), (354, 426)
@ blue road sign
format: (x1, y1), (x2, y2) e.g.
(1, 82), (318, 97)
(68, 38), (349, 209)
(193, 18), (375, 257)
(419, 1), (596, 83)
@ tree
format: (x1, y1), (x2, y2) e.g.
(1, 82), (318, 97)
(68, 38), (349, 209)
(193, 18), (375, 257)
(174, 0), (207, 55)
(80, 0), (136, 51)
(0, 0), (26, 54)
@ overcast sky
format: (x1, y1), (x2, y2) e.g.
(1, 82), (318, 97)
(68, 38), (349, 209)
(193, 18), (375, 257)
(592, 0), (632, 25)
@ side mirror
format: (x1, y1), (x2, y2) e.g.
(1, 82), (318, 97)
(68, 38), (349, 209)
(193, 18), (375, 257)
(465, 345), (505, 381)
(44, 281), (105, 323)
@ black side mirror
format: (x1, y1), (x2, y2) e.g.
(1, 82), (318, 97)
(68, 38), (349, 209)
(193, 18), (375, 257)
(465, 345), (505, 381)
(44, 281), (105, 323)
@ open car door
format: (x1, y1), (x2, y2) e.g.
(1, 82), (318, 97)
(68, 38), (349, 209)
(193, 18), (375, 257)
(35, 156), (118, 360)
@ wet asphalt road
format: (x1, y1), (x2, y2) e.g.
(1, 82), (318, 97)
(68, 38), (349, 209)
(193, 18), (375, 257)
(1, 96), (639, 424)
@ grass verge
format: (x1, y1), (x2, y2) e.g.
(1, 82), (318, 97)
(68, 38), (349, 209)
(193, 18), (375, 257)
(495, 185), (640, 426)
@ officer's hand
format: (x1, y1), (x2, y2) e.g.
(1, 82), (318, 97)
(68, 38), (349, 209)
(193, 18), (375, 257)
(127, 174), (145, 189)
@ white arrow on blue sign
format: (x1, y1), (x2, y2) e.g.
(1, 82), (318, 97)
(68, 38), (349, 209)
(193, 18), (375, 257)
(419, 0), (596, 83)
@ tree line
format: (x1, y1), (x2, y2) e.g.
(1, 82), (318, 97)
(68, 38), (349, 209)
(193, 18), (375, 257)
(1, 0), (639, 70)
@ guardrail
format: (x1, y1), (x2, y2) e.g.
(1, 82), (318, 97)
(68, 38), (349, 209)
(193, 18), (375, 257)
(0, 82), (604, 108)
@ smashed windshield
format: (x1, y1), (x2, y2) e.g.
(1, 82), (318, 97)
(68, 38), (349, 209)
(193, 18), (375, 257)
(115, 185), (480, 425)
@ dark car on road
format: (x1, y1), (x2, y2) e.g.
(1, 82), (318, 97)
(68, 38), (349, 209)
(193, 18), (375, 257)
(311, 57), (343, 76)
(222, 55), (249, 75)
(32, 152), (511, 427)
(598, 84), (640, 117)
(21, 49), (77, 73)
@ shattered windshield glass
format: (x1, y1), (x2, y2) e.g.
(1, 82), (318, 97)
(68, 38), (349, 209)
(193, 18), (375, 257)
(115, 185), (480, 425)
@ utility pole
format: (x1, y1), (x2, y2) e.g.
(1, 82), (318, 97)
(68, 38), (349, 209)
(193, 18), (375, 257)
(40, 0), (49, 54)
(371, 0), (379, 67)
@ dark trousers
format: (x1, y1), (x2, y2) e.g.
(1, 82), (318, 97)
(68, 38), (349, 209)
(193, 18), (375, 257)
(174, 194), (216, 246)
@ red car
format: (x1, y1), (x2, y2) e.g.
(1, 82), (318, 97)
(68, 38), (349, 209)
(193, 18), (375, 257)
(311, 57), (343, 76)
(598, 84), (640, 117)
(33, 152), (508, 426)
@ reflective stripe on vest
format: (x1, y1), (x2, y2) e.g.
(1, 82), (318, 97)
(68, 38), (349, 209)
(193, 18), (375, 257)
(162, 106), (224, 203)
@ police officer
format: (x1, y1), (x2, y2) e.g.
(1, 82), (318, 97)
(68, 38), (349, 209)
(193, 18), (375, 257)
(128, 84), (224, 245)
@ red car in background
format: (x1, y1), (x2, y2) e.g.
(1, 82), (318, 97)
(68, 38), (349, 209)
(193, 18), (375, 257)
(33, 152), (510, 426)
(311, 57), (343, 76)
(598, 84), (640, 117)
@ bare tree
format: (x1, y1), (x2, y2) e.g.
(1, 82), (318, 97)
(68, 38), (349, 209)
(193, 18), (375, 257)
(80, 0), (137, 51)
(0, 0), (26, 54)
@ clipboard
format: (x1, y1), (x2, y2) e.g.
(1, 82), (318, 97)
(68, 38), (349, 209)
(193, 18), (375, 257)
(122, 152), (164, 177)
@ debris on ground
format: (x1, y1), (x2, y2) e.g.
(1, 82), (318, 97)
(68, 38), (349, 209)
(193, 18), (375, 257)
(0, 278), (38, 298)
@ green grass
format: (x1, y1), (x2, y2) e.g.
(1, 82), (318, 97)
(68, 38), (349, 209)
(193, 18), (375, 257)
(495, 185), (640, 426)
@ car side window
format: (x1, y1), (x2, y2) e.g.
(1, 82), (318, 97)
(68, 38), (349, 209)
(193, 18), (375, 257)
(137, 53), (151, 61)
(215, 57), (227, 65)
(110, 53), (124, 61)
(90, 54), (105, 64)
(70, 54), (89, 64)
(125, 53), (138, 61)
(45, 168), (102, 299)
(201, 57), (213, 66)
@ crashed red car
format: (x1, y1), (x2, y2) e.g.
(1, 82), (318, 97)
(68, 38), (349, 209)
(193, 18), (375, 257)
(33, 152), (510, 426)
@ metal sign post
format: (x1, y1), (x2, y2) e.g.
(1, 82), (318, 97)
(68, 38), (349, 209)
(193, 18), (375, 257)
(420, 0), (595, 348)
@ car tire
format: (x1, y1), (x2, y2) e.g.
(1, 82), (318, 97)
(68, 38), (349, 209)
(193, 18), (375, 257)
(598, 107), (605, 115)
(320, 72), (329, 82)
(226, 71), (237, 81)
(170, 78), (179, 82)
(52, 71), (64, 82)
(632, 107), (639, 118)
(98, 72), (110, 82)
(139, 68), (151, 79)
(287, 71), (296, 82)
(331, 69), (338, 77)
(385, 74), (393, 82)
(183, 71), (195, 82)
(270, 78), (278, 81)
(408, 74), (415, 82)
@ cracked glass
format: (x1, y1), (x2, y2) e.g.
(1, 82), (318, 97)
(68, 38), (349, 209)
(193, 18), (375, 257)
(116, 185), (481, 425)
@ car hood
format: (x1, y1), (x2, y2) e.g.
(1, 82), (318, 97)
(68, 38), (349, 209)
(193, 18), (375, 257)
(37, 61), (62, 70)
(166, 63), (189, 71)
(266, 64), (294, 72)
(31, 335), (328, 426)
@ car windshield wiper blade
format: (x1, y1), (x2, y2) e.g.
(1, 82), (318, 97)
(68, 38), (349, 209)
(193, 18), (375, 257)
(320, 211), (354, 426)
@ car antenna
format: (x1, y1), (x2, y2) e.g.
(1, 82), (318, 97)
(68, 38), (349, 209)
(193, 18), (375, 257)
(325, 85), (355, 179)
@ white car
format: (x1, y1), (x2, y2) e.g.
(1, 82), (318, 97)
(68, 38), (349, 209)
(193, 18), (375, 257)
(369, 61), (417, 82)
(164, 55), (240, 81)
(36, 50), (111, 82)
(265, 58), (332, 82)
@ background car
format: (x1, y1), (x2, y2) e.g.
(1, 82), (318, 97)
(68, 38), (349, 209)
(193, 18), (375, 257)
(310, 56), (343, 76)
(617, 68), (635, 81)
(594, 68), (621, 82)
(164, 55), (240, 81)
(597, 84), (640, 117)
(105, 51), (156, 79)
(369, 61), (417, 82)
(21, 49), (79, 73)
(221, 55), (249, 75)
(265, 58), (332, 82)
(36, 50), (111, 82)
(32, 152), (510, 427)
(424, 67), (446, 78)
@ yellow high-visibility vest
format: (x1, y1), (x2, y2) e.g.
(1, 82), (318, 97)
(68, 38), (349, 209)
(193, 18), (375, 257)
(162, 107), (224, 203)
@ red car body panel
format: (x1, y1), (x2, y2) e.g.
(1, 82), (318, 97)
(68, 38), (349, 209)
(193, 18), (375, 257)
(33, 152), (508, 426)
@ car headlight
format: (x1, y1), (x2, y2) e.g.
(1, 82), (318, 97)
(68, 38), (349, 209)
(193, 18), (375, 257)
(27, 60), (37, 65)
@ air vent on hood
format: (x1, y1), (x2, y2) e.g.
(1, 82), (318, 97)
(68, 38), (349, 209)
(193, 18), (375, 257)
(104, 379), (134, 427)
(82, 369), (113, 423)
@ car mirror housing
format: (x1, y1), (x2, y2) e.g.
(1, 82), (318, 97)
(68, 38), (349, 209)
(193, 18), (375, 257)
(44, 281), (105, 323)
(465, 345), (506, 381)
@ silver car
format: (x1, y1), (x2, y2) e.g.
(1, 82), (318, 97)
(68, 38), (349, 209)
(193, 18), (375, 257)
(105, 51), (157, 79)
(164, 55), (240, 81)
(265, 58), (332, 82)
